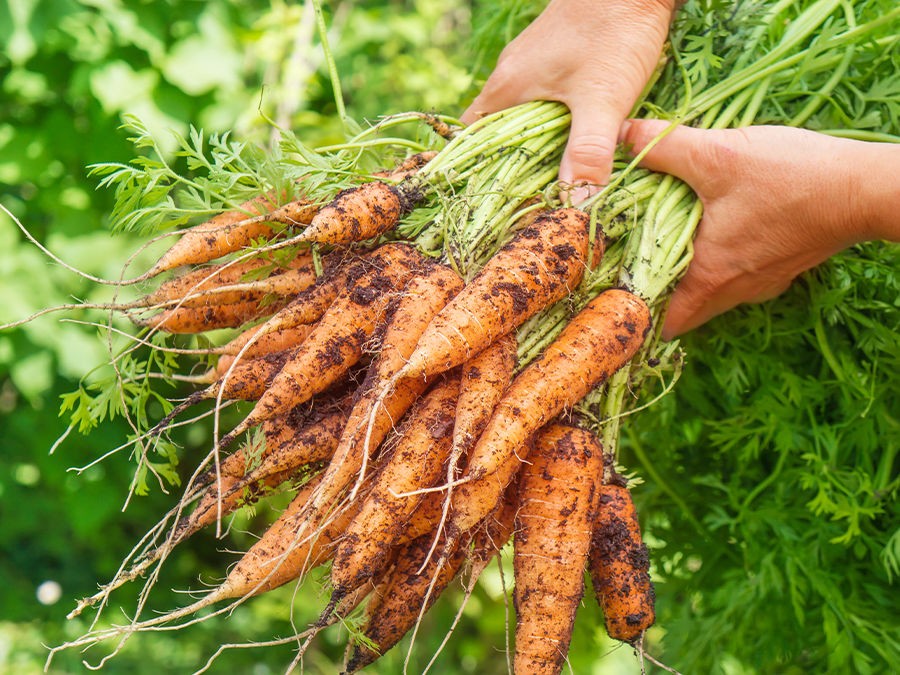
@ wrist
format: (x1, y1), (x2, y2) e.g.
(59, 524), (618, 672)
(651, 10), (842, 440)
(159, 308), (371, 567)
(855, 142), (900, 242)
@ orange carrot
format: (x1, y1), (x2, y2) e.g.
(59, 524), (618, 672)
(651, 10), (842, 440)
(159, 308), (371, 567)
(513, 422), (603, 675)
(588, 480), (656, 643)
(447, 289), (650, 536)
(470, 476), (520, 569)
(372, 151), (437, 179)
(400, 488), (447, 545)
(139, 252), (312, 308)
(136, 296), (291, 334)
(220, 476), (369, 597)
(297, 181), (407, 245)
(191, 396), (350, 489)
(448, 332), (518, 482)
(399, 207), (599, 379)
(165, 266), (317, 308)
(147, 350), (292, 438)
(144, 194), (285, 278)
(242, 404), (348, 483)
(465, 289), (648, 481)
(139, 151), (430, 280)
(213, 324), (316, 376)
(331, 374), (460, 597)
(166, 466), (300, 551)
(445, 436), (528, 545)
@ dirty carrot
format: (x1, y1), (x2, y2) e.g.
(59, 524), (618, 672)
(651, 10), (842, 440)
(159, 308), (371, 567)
(588, 480), (656, 643)
(344, 531), (469, 673)
(136, 296), (291, 334)
(297, 181), (410, 245)
(513, 422), (603, 675)
(398, 208), (599, 379)
(464, 288), (649, 482)
(213, 324), (316, 376)
(143, 193), (286, 278)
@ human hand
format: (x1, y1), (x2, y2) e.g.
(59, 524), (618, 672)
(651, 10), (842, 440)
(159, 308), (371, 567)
(620, 120), (899, 338)
(462, 0), (675, 201)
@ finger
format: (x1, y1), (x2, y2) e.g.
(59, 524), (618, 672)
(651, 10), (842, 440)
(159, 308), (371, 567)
(619, 119), (710, 187)
(558, 103), (623, 202)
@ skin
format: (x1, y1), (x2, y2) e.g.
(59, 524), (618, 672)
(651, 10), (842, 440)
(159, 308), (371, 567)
(620, 120), (900, 337)
(462, 0), (675, 199)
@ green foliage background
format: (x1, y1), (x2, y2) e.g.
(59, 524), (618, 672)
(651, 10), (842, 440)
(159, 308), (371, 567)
(1, 1), (897, 674)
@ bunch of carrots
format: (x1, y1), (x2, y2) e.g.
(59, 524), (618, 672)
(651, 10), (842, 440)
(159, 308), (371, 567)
(12, 0), (893, 670)
(44, 141), (657, 673)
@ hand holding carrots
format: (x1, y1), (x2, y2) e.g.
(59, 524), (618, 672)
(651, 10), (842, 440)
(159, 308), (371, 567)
(621, 120), (900, 337)
(462, 0), (675, 199)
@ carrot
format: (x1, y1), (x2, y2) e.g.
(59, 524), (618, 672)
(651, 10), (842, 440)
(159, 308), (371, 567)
(445, 289), (650, 537)
(254, 258), (354, 334)
(143, 193), (307, 278)
(220, 476), (368, 597)
(330, 374), (460, 597)
(242, 244), (404, 346)
(136, 296), (292, 334)
(470, 476), (520, 569)
(412, 480), (520, 675)
(139, 252), (312, 308)
(305, 259), (464, 513)
(116, 471), (373, 630)
(344, 531), (469, 673)
(241, 404), (348, 483)
(204, 350), (290, 400)
(467, 289), (648, 481)
(127, 151), (427, 282)
(192, 396), (350, 489)
(397, 208), (599, 380)
(588, 480), (656, 643)
(451, 332), (518, 462)
(411, 332), (518, 557)
(400, 488), (446, 545)
(165, 466), (301, 553)
(102, 463), (308, 610)
(297, 181), (409, 245)
(513, 422), (603, 675)
(146, 350), (292, 439)
(218, 243), (425, 447)
(445, 436), (528, 548)
(161, 266), (317, 309)
(213, 324), (316, 376)
(141, 398), (352, 573)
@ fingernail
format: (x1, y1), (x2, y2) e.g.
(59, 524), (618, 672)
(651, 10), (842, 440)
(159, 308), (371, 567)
(569, 185), (593, 205)
(618, 120), (632, 144)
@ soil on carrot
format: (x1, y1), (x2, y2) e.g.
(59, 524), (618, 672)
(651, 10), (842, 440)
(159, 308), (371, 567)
(490, 281), (532, 314)
(316, 331), (367, 369)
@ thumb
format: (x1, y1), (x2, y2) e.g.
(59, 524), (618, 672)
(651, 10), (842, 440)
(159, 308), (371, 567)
(558, 103), (623, 202)
(619, 119), (710, 186)
(661, 274), (709, 340)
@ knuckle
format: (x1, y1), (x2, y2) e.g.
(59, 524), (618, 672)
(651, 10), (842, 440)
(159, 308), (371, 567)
(566, 136), (616, 168)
